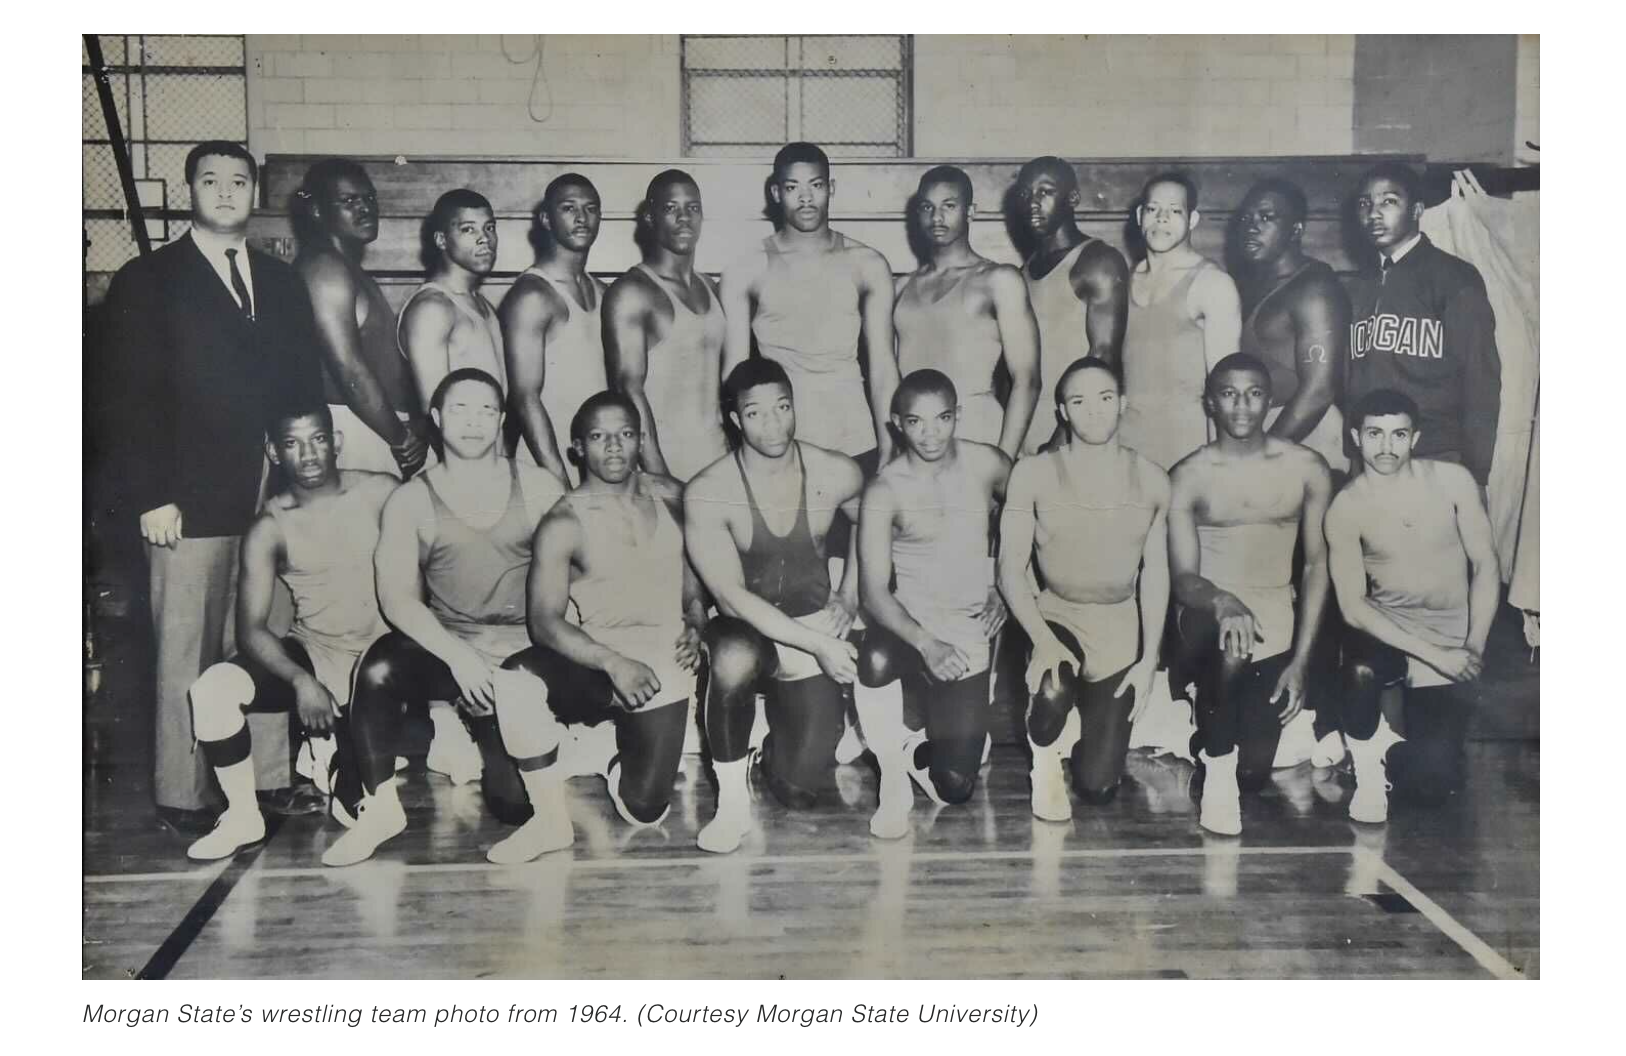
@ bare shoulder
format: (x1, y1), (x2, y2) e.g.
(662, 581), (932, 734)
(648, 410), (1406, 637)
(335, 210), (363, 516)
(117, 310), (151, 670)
(1005, 453), (1045, 499)
(1428, 459), (1479, 500)
(1128, 449), (1172, 502)
(1325, 482), (1364, 532)
(982, 261), (1027, 296)
(1281, 440), (1333, 486)
(402, 287), (455, 328)
(1193, 260), (1240, 299)
(382, 475), (433, 523)
(1076, 238), (1129, 277)
(640, 470), (686, 506)
(1167, 444), (1212, 489)
(804, 442), (865, 497)
(500, 271), (565, 320)
(295, 247), (356, 291)
(604, 269), (659, 319)
(963, 439), (1014, 481)
(685, 454), (739, 509)
(517, 459), (568, 508)
(842, 237), (894, 281)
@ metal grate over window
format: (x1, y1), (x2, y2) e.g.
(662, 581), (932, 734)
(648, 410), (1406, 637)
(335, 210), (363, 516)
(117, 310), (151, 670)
(681, 35), (913, 159)
(82, 35), (248, 273)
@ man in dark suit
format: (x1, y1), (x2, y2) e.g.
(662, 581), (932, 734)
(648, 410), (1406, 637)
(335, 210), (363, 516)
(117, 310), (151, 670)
(100, 140), (325, 833)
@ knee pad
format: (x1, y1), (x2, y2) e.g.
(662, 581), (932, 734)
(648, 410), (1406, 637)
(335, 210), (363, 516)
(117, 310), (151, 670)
(858, 635), (904, 688)
(491, 668), (557, 760)
(1077, 781), (1120, 806)
(931, 766), (977, 805)
(706, 634), (767, 697)
(190, 662), (253, 742)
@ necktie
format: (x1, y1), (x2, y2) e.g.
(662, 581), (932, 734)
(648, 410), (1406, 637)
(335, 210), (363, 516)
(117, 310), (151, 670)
(225, 248), (253, 319)
(1379, 255), (1391, 284)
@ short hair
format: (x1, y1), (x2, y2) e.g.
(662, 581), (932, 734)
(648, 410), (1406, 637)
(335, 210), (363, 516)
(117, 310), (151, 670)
(1206, 352), (1273, 394)
(429, 367), (504, 414)
(644, 168), (698, 204)
(1351, 388), (1422, 431)
(423, 188), (493, 262)
(917, 165), (973, 204)
(541, 172), (598, 213)
(892, 369), (958, 417)
(723, 357), (793, 421)
(186, 141), (257, 185)
(569, 390), (642, 446)
(1357, 161), (1424, 205)
(1055, 356), (1123, 402)
(1017, 156), (1078, 195)
(292, 157), (371, 242)
(1142, 170), (1199, 213)
(1240, 177), (1308, 227)
(264, 400), (334, 443)
(772, 142), (830, 182)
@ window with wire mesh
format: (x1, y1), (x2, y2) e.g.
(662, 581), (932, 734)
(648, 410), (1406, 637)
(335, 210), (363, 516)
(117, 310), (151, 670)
(681, 36), (912, 158)
(82, 35), (247, 273)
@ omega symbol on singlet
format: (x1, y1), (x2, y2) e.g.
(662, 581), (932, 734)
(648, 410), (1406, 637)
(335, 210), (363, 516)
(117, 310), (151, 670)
(1349, 314), (1444, 360)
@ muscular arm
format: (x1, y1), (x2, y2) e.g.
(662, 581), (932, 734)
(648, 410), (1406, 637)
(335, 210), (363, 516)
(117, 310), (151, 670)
(858, 480), (931, 651)
(498, 284), (569, 479)
(374, 483), (477, 667)
(683, 476), (839, 654)
(400, 293), (456, 416)
(1269, 274), (1349, 442)
(995, 462), (1050, 646)
(1325, 493), (1448, 663)
(1076, 241), (1130, 367)
(1192, 267), (1243, 372)
(720, 257), (758, 377)
(990, 266), (1041, 459)
(1168, 465), (1229, 611)
(604, 278), (670, 475)
(857, 250), (900, 462)
(234, 514), (314, 691)
(526, 507), (627, 673)
(300, 253), (410, 447)
(1290, 455), (1335, 665)
(1450, 466), (1500, 655)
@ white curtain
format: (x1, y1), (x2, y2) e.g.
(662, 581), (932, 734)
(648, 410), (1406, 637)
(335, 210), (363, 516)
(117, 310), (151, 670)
(1420, 189), (1539, 586)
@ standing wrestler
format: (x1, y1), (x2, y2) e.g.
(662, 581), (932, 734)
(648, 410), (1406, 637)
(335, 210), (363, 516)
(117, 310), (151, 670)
(721, 142), (899, 468)
(99, 140), (324, 831)
(399, 189), (506, 411)
(894, 166), (1040, 457)
(501, 174), (608, 481)
(184, 403), (394, 859)
(1347, 162), (1501, 488)
(1119, 172), (1242, 471)
(489, 393), (708, 862)
(1012, 156), (1130, 455)
(856, 370), (1012, 838)
(1326, 389), (1497, 822)
(1233, 178), (1349, 472)
(999, 359), (1169, 821)
(684, 359), (866, 853)
(604, 170), (728, 480)
(1168, 354), (1332, 835)
(294, 158), (430, 478)
(322, 369), (568, 867)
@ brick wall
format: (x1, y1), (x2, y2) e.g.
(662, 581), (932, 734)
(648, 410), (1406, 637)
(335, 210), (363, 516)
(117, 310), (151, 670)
(913, 35), (1356, 157)
(247, 35), (680, 158)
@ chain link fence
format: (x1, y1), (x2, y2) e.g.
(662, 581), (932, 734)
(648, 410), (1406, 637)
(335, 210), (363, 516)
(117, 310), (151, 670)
(681, 35), (912, 158)
(82, 34), (248, 276)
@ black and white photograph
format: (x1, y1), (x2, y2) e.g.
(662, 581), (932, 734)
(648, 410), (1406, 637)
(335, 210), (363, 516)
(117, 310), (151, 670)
(79, 30), (1541, 987)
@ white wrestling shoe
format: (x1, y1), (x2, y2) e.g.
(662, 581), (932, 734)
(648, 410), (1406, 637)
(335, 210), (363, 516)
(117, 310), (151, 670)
(1028, 711), (1077, 823)
(1347, 720), (1404, 825)
(559, 721), (618, 779)
(487, 796), (574, 864)
(869, 757), (913, 839)
(295, 734), (337, 794)
(321, 782), (407, 867)
(835, 717), (866, 765)
(186, 808), (267, 862)
(426, 707), (483, 786)
(698, 758), (753, 854)
(902, 729), (947, 807)
(1197, 749), (1242, 836)
(1311, 729), (1348, 769)
(1273, 709), (1317, 767)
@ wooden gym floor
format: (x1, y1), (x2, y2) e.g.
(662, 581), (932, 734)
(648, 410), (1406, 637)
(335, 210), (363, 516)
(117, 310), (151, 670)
(82, 604), (1539, 981)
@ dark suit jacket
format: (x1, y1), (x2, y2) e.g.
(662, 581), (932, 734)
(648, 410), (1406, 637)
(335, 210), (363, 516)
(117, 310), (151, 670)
(97, 232), (324, 538)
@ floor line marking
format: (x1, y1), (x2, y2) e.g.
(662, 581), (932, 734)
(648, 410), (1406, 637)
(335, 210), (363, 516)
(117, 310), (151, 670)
(1373, 859), (1526, 981)
(88, 843), (1353, 883)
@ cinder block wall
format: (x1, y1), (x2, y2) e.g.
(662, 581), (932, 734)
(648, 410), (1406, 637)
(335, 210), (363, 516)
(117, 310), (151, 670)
(248, 35), (1361, 161)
